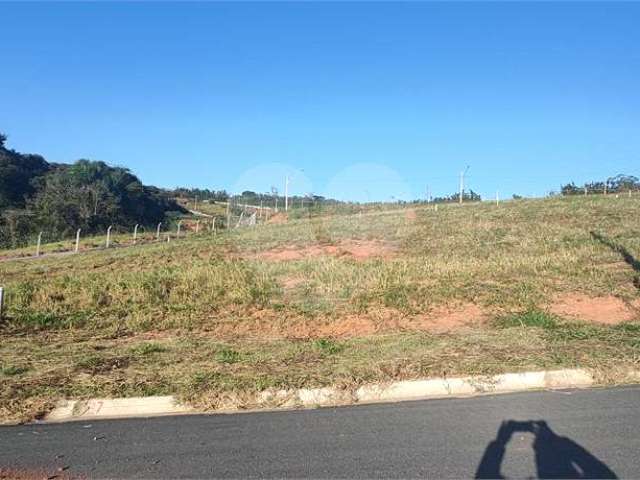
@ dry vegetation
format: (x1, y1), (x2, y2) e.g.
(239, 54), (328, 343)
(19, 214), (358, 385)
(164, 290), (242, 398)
(1, 195), (640, 423)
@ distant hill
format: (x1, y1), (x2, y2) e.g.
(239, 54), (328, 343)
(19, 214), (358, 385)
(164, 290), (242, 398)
(0, 133), (185, 248)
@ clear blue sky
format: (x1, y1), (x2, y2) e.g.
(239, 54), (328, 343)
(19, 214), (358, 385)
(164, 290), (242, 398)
(1, 2), (639, 202)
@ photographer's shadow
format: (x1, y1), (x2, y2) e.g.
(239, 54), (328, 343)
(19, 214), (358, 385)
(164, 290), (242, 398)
(475, 420), (617, 479)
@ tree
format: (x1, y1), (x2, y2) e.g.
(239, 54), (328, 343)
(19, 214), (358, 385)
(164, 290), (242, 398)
(561, 175), (640, 196)
(0, 140), (50, 210)
(28, 159), (183, 239)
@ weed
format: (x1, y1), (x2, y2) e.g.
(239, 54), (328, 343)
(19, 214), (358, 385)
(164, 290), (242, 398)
(12, 311), (82, 330)
(1, 364), (29, 376)
(11, 281), (36, 309)
(74, 354), (130, 373)
(313, 338), (344, 355)
(130, 342), (166, 356)
(216, 348), (241, 364)
(495, 310), (558, 329)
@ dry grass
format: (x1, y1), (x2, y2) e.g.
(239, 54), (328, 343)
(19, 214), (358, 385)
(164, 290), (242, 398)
(1, 194), (640, 423)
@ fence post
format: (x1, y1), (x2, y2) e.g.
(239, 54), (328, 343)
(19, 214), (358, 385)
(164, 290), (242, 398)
(156, 222), (162, 240)
(35, 231), (43, 257)
(212, 217), (216, 236)
(0, 286), (4, 319)
(195, 220), (200, 234)
(75, 229), (81, 253)
(133, 224), (139, 243)
(177, 221), (183, 238)
(106, 225), (113, 248)
(496, 191), (499, 206)
(629, 190), (632, 198)
(584, 187), (588, 196)
(226, 201), (231, 229)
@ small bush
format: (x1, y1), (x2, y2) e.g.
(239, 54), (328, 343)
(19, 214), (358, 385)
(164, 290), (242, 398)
(11, 281), (36, 309)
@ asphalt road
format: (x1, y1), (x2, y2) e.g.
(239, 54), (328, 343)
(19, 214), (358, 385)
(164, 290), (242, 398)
(1, 386), (639, 479)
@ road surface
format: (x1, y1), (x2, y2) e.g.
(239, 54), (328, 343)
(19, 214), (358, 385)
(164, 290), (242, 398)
(1, 386), (638, 478)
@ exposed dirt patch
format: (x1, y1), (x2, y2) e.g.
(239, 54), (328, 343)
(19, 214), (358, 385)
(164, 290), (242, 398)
(282, 276), (306, 290)
(209, 304), (487, 339)
(255, 240), (396, 262)
(411, 303), (488, 333)
(405, 209), (417, 221)
(549, 294), (639, 324)
(266, 213), (288, 224)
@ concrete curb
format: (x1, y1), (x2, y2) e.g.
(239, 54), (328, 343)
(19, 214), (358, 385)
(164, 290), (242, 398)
(44, 368), (596, 423)
(45, 396), (191, 422)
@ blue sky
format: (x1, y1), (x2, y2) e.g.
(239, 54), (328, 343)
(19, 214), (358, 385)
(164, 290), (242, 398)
(1, 2), (639, 202)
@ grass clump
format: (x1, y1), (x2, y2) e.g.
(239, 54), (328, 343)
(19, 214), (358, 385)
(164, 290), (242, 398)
(313, 338), (344, 355)
(1, 364), (29, 376)
(216, 347), (242, 364)
(130, 342), (166, 356)
(495, 310), (558, 329)
(12, 311), (87, 330)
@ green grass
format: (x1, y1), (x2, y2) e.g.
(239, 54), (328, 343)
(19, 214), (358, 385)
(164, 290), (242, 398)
(495, 310), (558, 329)
(1, 194), (640, 423)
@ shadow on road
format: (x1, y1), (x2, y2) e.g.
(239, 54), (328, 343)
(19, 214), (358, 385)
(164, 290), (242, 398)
(475, 420), (617, 479)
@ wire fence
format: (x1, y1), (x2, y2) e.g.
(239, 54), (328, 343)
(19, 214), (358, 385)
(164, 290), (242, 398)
(2, 188), (640, 263)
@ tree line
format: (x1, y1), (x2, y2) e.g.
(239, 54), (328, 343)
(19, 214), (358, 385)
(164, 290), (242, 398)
(0, 133), (185, 248)
(560, 175), (640, 196)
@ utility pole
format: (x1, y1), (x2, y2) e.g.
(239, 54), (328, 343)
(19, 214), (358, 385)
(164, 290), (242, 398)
(226, 197), (231, 228)
(426, 185), (430, 203)
(285, 176), (289, 212)
(459, 166), (470, 205)
(271, 187), (278, 213)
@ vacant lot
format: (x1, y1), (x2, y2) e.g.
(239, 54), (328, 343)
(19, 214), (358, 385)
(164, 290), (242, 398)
(1, 195), (639, 423)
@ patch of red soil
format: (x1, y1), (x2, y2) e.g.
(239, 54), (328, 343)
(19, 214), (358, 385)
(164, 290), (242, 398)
(282, 276), (305, 289)
(255, 240), (395, 262)
(208, 304), (487, 340)
(405, 209), (417, 221)
(549, 294), (638, 324)
(411, 303), (488, 333)
(316, 315), (379, 337)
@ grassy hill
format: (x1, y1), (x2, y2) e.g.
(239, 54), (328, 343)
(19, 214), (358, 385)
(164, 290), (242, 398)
(1, 194), (639, 422)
